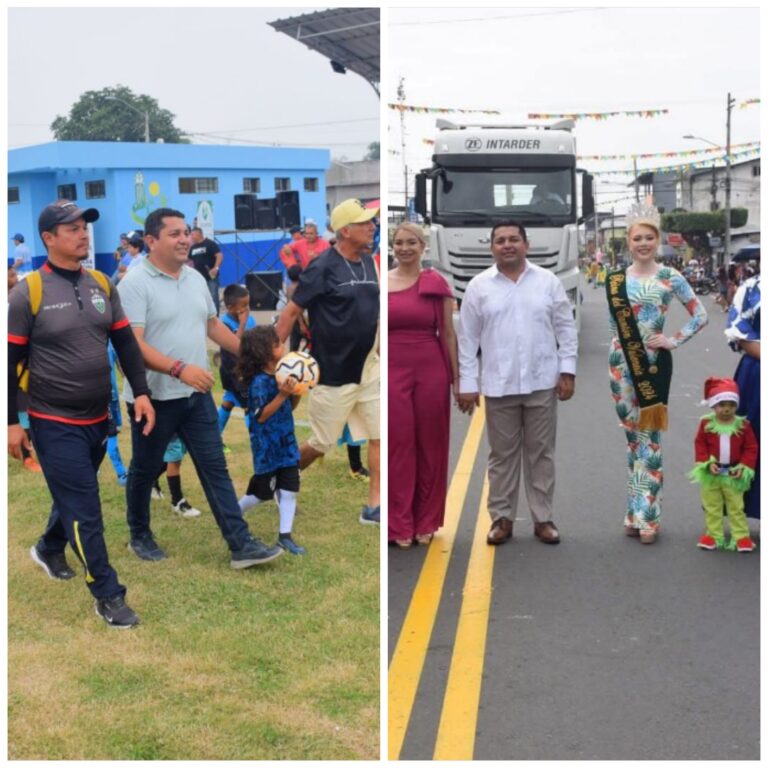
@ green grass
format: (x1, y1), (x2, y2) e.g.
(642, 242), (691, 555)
(7, 365), (379, 760)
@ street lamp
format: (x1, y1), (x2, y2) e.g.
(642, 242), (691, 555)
(683, 134), (719, 212)
(106, 95), (150, 143)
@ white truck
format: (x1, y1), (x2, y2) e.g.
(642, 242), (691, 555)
(414, 119), (594, 321)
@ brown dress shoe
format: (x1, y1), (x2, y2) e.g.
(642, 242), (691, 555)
(487, 517), (513, 545)
(534, 521), (560, 544)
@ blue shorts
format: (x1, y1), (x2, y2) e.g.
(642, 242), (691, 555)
(163, 435), (187, 463)
(222, 390), (247, 409)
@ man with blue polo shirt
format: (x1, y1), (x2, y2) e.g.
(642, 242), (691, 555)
(117, 207), (282, 568)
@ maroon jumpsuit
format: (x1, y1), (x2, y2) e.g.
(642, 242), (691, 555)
(388, 270), (453, 541)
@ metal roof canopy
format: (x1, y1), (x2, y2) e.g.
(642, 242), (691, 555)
(269, 8), (379, 95)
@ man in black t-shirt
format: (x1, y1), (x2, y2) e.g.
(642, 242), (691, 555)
(275, 198), (380, 525)
(188, 227), (223, 315)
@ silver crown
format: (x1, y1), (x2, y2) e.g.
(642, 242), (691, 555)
(625, 196), (661, 231)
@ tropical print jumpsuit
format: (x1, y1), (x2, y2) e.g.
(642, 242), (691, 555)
(608, 266), (708, 532)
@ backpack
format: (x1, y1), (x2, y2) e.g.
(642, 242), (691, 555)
(16, 268), (112, 392)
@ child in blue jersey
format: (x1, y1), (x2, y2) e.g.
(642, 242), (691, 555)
(217, 284), (256, 446)
(235, 325), (305, 555)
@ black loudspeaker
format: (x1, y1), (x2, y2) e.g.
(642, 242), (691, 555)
(275, 190), (300, 229)
(254, 198), (277, 230)
(246, 271), (283, 310)
(234, 194), (257, 230)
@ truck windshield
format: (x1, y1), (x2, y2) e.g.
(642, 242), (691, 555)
(435, 168), (574, 225)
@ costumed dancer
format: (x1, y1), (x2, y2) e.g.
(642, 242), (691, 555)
(725, 274), (760, 520)
(606, 198), (708, 544)
(689, 377), (757, 552)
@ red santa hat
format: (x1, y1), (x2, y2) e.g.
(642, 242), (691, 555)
(704, 377), (740, 408)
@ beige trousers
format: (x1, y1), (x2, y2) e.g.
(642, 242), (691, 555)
(485, 387), (558, 524)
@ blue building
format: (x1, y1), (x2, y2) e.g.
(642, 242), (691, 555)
(8, 141), (330, 285)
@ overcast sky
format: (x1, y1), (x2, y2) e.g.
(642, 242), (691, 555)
(387, 6), (761, 213)
(8, 7), (379, 160)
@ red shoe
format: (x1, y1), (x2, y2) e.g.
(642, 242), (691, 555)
(23, 457), (43, 473)
(735, 537), (756, 553)
(697, 534), (718, 551)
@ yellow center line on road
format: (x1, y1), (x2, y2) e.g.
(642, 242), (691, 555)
(387, 403), (486, 761)
(433, 476), (494, 760)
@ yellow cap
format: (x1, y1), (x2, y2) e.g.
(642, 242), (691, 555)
(330, 198), (379, 232)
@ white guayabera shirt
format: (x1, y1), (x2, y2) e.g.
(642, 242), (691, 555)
(458, 261), (578, 397)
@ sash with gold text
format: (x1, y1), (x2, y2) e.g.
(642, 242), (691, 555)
(607, 269), (672, 431)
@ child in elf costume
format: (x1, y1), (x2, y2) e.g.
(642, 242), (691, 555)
(689, 377), (758, 552)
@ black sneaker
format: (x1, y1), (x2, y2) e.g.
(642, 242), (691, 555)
(360, 505), (380, 525)
(349, 466), (370, 480)
(128, 535), (167, 561)
(230, 536), (283, 569)
(29, 543), (76, 580)
(277, 533), (306, 556)
(94, 595), (140, 629)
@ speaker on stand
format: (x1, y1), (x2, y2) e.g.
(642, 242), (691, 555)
(246, 271), (283, 310)
(275, 190), (301, 230)
(254, 198), (277, 230)
(234, 194), (257, 230)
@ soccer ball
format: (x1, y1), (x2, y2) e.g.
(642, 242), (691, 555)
(274, 351), (320, 394)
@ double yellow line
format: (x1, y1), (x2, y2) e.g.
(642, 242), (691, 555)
(388, 404), (495, 760)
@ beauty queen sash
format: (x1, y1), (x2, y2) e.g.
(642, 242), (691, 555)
(607, 269), (672, 431)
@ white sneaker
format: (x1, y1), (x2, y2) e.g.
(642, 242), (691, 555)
(151, 487), (164, 501)
(173, 498), (201, 518)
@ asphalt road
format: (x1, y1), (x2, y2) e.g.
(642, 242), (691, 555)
(388, 278), (760, 761)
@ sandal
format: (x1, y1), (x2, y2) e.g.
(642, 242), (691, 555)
(394, 539), (412, 549)
(415, 533), (434, 546)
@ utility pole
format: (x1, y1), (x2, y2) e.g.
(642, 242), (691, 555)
(633, 157), (640, 201)
(398, 77), (408, 214)
(724, 92), (735, 263)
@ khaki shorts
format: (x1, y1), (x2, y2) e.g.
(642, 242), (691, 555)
(307, 351), (380, 454)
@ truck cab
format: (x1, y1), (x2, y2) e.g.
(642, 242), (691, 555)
(415, 119), (594, 321)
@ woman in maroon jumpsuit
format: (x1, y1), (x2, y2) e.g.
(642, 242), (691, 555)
(388, 223), (458, 547)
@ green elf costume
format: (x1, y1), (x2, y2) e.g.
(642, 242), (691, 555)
(689, 377), (758, 552)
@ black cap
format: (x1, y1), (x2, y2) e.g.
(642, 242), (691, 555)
(38, 200), (99, 237)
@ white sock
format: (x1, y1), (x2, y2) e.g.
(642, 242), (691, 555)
(238, 494), (261, 513)
(276, 489), (297, 534)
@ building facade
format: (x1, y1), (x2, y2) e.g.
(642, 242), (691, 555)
(8, 141), (330, 285)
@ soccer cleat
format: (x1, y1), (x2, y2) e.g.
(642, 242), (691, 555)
(277, 533), (306, 555)
(735, 537), (756, 553)
(30, 543), (76, 580)
(349, 467), (370, 481)
(696, 534), (718, 550)
(23, 456), (43, 472)
(94, 595), (140, 629)
(172, 498), (202, 518)
(230, 536), (283, 569)
(150, 486), (164, 501)
(360, 505), (380, 525)
(128, 535), (167, 561)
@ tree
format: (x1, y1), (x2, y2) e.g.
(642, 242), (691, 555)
(364, 141), (380, 161)
(661, 209), (749, 259)
(51, 85), (189, 143)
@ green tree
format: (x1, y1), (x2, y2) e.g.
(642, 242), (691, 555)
(661, 209), (749, 259)
(51, 85), (189, 143)
(364, 141), (380, 160)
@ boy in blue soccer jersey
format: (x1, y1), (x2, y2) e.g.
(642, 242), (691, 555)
(217, 284), (256, 448)
(235, 326), (305, 555)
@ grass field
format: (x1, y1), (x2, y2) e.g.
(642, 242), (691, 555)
(7, 369), (380, 760)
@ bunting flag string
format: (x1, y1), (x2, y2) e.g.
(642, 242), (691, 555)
(589, 147), (760, 176)
(418, 139), (760, 159)
(528, 109), (668, 120)
(388, 103), (500, 115)
(739, 98), (760, 109)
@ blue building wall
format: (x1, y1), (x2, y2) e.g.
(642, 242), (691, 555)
(9, 142), (330, 282)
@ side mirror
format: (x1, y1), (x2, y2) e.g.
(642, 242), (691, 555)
(581, 173), (595, 220)
(415, 173), (427, 218)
